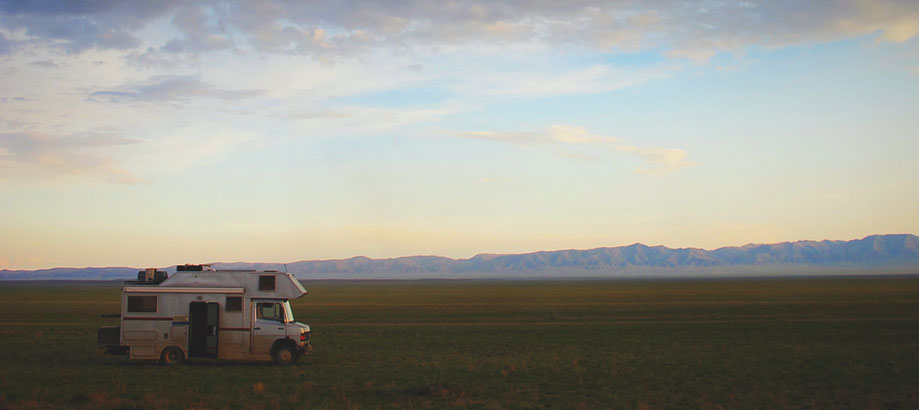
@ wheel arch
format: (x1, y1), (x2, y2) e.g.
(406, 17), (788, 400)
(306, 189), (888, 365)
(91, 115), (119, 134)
(270, 338), (297, 355)
(160, 345), (186, 365)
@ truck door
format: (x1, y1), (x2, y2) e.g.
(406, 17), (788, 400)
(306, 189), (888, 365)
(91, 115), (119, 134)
(189, 302), (219, 358)
(250, 300), (286, 356)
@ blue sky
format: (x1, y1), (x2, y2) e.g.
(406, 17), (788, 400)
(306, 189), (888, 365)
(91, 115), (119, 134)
(0, 0), (917, 269)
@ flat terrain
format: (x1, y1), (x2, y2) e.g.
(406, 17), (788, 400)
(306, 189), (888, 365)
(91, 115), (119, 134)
(1, 277), (918, 408)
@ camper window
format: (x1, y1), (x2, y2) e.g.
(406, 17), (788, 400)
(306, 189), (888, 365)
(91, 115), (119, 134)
(127, 296), (157, 312)
(259, 275), (276, 291)
(226, 296), (242, 312)
(256, 302), (284, 322)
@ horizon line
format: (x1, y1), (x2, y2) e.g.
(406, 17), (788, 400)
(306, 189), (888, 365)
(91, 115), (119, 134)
(4, 233), (915, 272)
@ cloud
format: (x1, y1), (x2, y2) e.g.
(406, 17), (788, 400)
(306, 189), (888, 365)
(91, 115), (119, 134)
(0, 33), (15, 55)
(0, 0), (176, 53)
(613, 144), (693, 176)
(29, 59), (58, 68)
(462, 65), (667, 97)
(459, 125), (611, 146)
(458, 125), (693, 175)
(0, 131), (142, 183)
(2, 1), (917, 61)
(89, 75), (266, 103)
(220, 0), (919, 61)
(279, 103), (468, 136)
(157, 5), (235, 54)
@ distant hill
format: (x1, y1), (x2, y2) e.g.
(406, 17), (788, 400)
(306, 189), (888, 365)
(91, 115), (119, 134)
(0, 267), (139, 281)
(2, 234), (918, 280)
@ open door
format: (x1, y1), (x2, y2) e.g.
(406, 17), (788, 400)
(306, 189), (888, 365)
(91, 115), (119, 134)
(188, 302), (219, 358)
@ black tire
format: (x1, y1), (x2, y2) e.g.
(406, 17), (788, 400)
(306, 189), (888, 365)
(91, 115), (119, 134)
(160, 347), (185, 366)
(272, 344), (296, 366)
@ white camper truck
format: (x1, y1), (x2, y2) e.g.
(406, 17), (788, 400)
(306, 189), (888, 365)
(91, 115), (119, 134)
(98, 265), (311, 365)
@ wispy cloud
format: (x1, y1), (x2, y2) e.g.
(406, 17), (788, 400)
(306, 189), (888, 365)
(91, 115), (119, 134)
(275, 102), (469, 137)
(0, 33), (15, 55)
(29, 59), (58, 68)
(458, 125), (694, 176)
(88, 75), (266, 103)
(0, 131), (142, 183)
(462, 65), (668, 97)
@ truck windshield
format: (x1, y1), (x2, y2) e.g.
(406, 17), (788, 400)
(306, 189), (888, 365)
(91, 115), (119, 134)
(255, 300), (295, 323)
(283, 301), (294, 323)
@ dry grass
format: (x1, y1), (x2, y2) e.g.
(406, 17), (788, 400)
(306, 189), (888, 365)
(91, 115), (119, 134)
(0, 277), (917, 408)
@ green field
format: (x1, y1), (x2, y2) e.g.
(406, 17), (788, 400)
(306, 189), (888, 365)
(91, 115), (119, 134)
(1, 277), (918, 409)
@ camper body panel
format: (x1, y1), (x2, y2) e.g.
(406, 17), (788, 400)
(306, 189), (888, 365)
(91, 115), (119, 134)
(121, 287), (245, 360)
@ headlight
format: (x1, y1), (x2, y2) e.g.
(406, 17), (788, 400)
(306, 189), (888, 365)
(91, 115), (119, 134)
(300, 331), (310, 342)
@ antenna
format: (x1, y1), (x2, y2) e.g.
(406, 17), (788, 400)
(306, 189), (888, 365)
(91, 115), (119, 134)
(284, 264), (288, 273)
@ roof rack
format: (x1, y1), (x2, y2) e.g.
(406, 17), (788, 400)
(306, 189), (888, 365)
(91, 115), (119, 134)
(123, 280), (152, 286)
(177, 264), (214, 272)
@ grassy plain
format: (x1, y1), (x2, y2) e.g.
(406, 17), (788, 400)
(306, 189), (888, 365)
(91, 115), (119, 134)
(1, 276), (918, 408)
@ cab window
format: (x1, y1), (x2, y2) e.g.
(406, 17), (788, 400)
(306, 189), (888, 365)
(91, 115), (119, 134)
(256, 302), (285, 322)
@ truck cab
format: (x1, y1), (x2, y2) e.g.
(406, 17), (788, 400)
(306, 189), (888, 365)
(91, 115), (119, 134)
(251, 299), (311, 361)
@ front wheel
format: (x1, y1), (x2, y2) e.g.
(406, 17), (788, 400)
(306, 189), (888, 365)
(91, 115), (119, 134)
(160, 347), (185, 366)
(272, 345), (296, 366)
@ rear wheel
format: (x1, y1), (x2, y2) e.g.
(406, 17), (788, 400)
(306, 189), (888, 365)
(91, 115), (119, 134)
(160, 347), (185, 366)
(272, 345), (296, 366)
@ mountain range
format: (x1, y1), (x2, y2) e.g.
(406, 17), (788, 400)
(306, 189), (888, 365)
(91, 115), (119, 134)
(2, 234), (918, 280)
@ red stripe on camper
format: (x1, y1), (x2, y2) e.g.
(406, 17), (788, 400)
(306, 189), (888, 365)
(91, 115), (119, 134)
(219, 327), (250, 332)
(123, 317), (173, 321)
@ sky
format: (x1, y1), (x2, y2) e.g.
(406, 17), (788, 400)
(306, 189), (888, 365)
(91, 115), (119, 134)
(1, 0), (918, 270)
